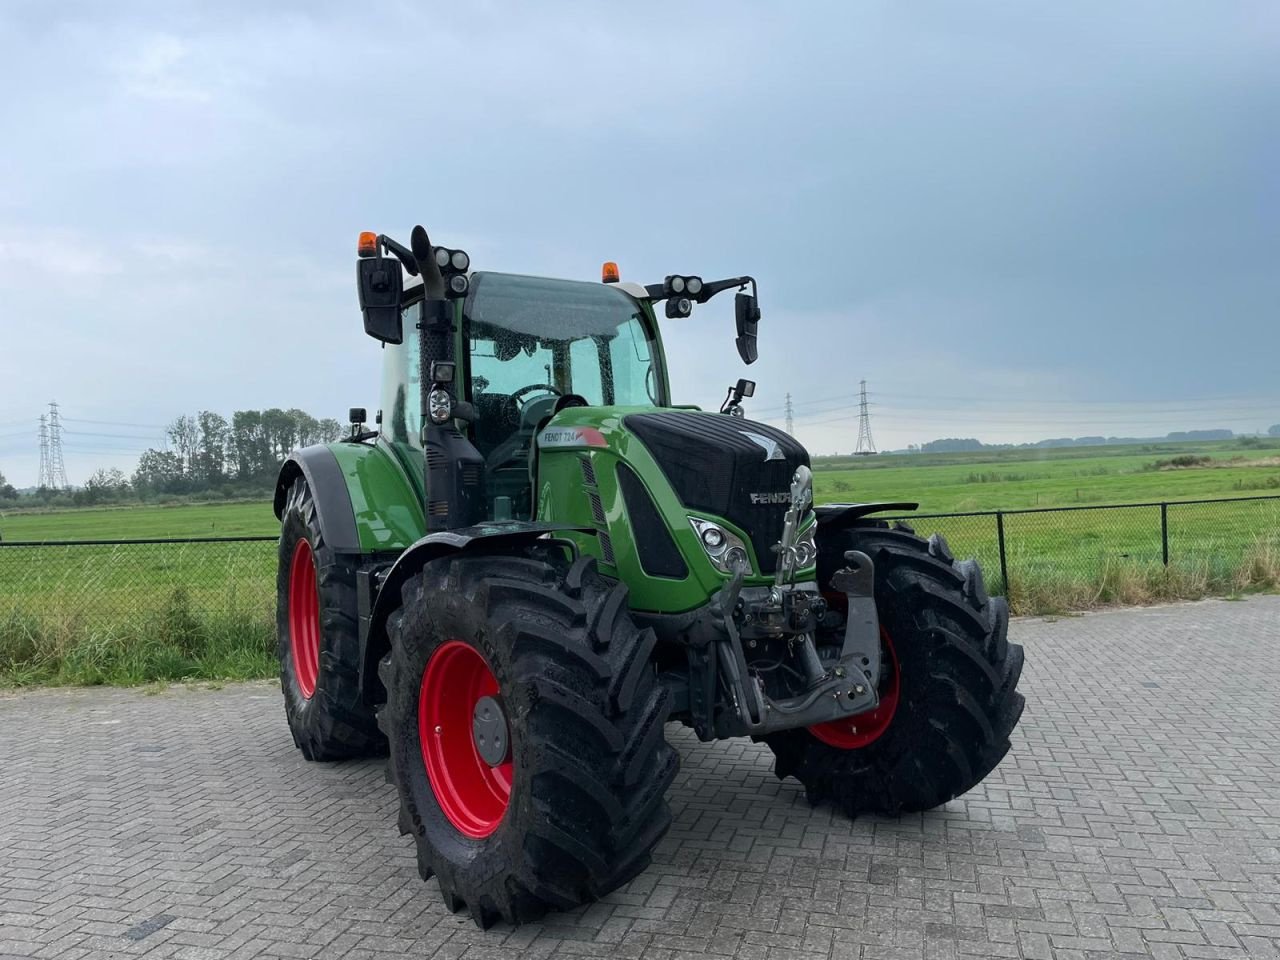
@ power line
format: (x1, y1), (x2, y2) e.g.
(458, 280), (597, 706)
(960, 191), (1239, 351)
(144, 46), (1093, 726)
(62, 416), (166, 429)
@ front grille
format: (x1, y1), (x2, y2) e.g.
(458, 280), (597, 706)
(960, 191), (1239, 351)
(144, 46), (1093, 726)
(579, 456), (597, 487)
(624, 411), (807, 574)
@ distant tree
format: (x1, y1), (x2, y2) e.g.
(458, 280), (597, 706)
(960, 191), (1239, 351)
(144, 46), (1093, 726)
(230, 410), (269, 480)
(133, 449), (185, 495)
(195, 411), (229, 484)
(317, 417), (342, 443)
(0, 468), (17, 500)
(288, 408), (320, 448)
(82, 467), (129, 504)
(1269, 424), (1280, 437)
(166, 415), (200, 477)
(922, 438), (984, 453)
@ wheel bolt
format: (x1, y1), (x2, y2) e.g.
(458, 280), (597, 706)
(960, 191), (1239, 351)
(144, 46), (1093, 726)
(434, 725), (442, 735)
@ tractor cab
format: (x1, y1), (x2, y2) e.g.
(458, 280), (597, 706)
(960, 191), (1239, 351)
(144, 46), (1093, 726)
(380, 270), (669, 521)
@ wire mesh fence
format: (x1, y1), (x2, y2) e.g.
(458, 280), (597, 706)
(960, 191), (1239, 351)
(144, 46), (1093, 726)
(1, 495), (1277, 648)
(0, 537), (279, 659)
(886, 494), (1280, 610)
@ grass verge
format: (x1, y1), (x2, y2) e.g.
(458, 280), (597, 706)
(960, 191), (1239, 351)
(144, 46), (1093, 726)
(0, 590), (276, 687)
(3, 549), (1276, 689)
(1006, 537), (1280, 616)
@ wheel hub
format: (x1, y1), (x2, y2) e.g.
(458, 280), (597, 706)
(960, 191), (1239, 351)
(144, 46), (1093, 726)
(809, 626), (900, 750)
(471, 695), (510, 767)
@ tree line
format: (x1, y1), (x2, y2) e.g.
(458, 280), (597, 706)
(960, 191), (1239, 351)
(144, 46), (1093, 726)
(7, 408), (343, 506)
(130, 408), (344, 495)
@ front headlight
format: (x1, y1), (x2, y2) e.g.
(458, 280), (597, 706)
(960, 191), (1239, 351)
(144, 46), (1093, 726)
(688, 517), (754, 575)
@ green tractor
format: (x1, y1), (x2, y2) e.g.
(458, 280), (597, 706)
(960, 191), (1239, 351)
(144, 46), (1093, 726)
(273, 226), (1025, 927)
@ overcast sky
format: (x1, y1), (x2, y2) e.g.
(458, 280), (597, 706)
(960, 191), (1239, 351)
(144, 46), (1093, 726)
(1, 1), (1278, 485)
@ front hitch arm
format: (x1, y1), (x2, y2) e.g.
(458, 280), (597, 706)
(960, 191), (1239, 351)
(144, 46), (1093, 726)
(832, 549), (881, 689)
(707, 552), (884, 738)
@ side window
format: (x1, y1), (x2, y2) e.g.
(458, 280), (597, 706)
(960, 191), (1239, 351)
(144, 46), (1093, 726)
(569, 338), (603, 402)
(380, 302), (422, 448)
(607, 319), (657, 406)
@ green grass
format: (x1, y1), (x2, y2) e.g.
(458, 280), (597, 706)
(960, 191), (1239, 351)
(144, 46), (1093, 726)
(0, 499), (277, 541)
(0, 539), (278, 687)
(2, 437), (1277, 687)
(812, 437), (1280, 512)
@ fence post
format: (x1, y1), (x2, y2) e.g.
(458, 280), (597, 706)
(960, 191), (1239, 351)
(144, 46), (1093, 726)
(1160, 502), (1169, 566)
(996, 511), (1009, 594)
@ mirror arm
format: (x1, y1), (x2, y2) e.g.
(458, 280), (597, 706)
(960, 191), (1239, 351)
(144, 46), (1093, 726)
(694, 275), (754, 304)
(376, 234), (420, 276)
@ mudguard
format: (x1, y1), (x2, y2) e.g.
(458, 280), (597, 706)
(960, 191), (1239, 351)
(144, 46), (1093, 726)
(274, 440), (425, 555)
(273, 446), (361, 552)
(360, 521), (592, 700)
(815, 501), (919, 532)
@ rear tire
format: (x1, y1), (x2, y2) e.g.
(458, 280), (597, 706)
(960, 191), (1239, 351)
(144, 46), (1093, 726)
(764, 521), (1025, 815)
(378, 546), (677, 928)
(276, 476), (384, 761)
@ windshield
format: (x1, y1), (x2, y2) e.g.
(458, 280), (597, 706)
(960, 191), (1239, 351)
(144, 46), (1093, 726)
(464, 272), (663, 409)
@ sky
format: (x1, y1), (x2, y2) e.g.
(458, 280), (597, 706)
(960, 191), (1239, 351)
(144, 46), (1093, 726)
(1, 0), (1278, 486)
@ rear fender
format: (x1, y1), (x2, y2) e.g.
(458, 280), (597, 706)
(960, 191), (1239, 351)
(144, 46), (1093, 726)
(274, 440), (425, 554)
(273, 446), (361, 551)
(360, 521), (590, 702)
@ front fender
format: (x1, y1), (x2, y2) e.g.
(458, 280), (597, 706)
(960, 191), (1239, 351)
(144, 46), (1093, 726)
(815, 502), (919, 532)
(360, 522), (590, 701)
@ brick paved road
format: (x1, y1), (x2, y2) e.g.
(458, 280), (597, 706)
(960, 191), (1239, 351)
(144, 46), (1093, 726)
(2, 596), (1278, 960)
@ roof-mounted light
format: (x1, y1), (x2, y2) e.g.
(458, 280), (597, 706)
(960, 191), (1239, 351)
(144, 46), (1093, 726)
(602, 261), (620, 283)
(357, 231), (378, 257)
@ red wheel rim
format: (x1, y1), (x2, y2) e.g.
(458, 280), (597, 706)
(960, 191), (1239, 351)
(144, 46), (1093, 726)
(288, 538), (320, 699)
(809, 627), (901, 750)
(419, 640), (512, 839)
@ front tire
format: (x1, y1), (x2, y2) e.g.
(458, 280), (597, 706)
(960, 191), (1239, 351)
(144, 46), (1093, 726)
(378, 547), (678, 928)
(764, 521), (1025, 815)
(276, 476), (383, 761)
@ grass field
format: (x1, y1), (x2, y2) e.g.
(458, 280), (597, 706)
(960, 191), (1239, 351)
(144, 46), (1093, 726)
(812, 437), (1280, 511)
(2, 437), (1278, 686)
(0, 499), (277, 541)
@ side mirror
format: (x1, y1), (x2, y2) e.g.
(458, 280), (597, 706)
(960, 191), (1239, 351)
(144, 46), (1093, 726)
(358, 256), (404, 344)
(734, 292), (760, 365)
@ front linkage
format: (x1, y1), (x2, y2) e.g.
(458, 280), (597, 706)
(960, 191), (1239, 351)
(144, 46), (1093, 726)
(658, 465), (887, 740)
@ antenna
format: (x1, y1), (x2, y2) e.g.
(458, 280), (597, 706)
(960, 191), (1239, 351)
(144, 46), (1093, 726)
(784, 393), (794, 436)
(854, 380), (877, 456)
(47, 401), (68, 489)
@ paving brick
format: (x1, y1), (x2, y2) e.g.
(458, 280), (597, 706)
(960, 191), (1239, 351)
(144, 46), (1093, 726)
(2, 596), (1279, 958)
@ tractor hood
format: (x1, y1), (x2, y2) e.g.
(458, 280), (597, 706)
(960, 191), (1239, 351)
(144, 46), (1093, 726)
(620, 411), (808, 575)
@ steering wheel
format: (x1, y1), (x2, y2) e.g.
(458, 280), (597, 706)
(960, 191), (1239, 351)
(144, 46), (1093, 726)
(510, 383), (563, 409)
